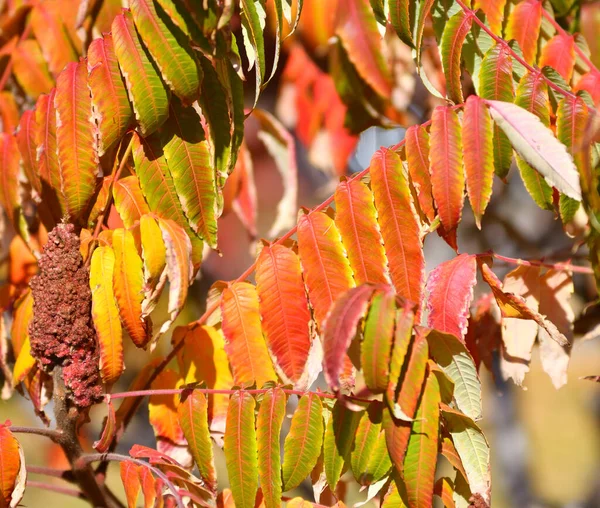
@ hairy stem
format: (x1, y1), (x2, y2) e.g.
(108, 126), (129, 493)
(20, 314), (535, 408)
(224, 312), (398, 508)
(26, 480), (86, 500)
(8, 426), (63, 440)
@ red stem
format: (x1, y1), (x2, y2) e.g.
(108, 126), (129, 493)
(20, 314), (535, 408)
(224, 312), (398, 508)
(490, 252), (593, 274)
(8, 426), (63, 440)
(27, 465), (73, 481)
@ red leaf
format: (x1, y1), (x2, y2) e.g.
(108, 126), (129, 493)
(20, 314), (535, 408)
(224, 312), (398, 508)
(574, 70), (600, 107)
(94, 399), (117, 453)
(255, 244), (312, 387)
(0, 133), (21, 229)
(405, 125), (435, 223)
(429, 106), (464, 250)
(334, 178), (389, 285)
(506, 0), (542, 64)
(369, 148), (424, 304)
(323, 284), (378, 391)
(15, 110), (40, 195)
(463, 96), (494, 228)
(539, 34), (576, 82)
(426, 254), (477, 342)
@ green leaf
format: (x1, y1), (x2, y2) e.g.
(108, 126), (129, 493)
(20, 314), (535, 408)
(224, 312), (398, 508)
(177, 391), (216, 491)
(350, 401), (392, 485)
(161, 101), (218, 248)
(239, 0), (267, 107)
(256, 388), (286, 508)
(224, 391), (258, 508)
(323, 400), (361, 490)
(111, 10), (170, 136)
(389, 0), (414, 47)
(426, 329), (482, 421)
(129, 0), (201, 105)
(282, 393), (324, 491)
(404, 370), (441, 508)
(441, 406), (491, 505)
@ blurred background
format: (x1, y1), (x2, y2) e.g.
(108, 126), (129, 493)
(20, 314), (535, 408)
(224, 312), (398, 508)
(1, 0), (600, 507)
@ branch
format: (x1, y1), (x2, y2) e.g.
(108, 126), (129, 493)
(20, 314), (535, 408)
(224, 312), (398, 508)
(77, 453), (185, 508)
(26, 480), (86, 500)
(8, 426), (63, 440)
(490, 252), (594, 274)
(27, 465), (75, 482)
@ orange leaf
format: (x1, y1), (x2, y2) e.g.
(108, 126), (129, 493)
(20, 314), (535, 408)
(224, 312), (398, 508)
(297, 210), (354, 329)
(370, 148), (424, 304)
(0, 133), (21, 229)
(113, 176), (151, 229)
(0, 425), (26, 507)
(405, 125), (436, 223)
(112, 228), (150, 348)
(221, 282), (277, 388)
(15, 110), (40, 195)
(11, 39), (54, 99)
(429, 106), (464, 250)
(474, 0), (507, 34)
(120, 461), (142, 508)
(255, 244), (312, 387)
(90, 245), (124, 386)
(506, 0), (542, 64)
(334, 178), (389, 285)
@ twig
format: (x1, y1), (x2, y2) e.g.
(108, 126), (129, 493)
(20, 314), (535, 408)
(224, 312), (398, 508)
(8, 426), (63, 440)
(27, 465), (75, 482)
(490, 252), (594, 274)
(26, 480), (86, 500)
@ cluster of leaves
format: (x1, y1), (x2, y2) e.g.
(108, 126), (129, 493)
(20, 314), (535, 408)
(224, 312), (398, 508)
(0, 0), (598, 507)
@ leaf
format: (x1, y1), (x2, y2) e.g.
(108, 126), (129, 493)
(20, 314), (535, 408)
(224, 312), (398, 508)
(323, 400), (361, 490)
(433, 477), (456, 508)
(156, 218), (194, 339)
(499, 265), (541, 386)
(441, 435), (467, 482)
(139, 214), (167, 301)
(296, 210), (355, 329)
(220, 282), (277, 388)
(429, 106), (465, 250)
(505, 0), (542, 64)
(539, 34), (576, 82)
(440, 11), (473, 104)
(12, 337), (35, 386)
(256, 388), (286, 508)
(113, 176), (151, 228)
(0, 425), (26, 508)
(386, 305), (415, 419)
(173, 325), (233, 434)
(255, 244), (312, 387)
(362, 288), (396, 393)
(538, 270), (574, 389)
(334, 178), (389, 285)
(336, 0), (392, 98)
(148, 368), (187, 463)
(120, 461), (142, 508)
(426, 254), (477, 342)
(90, 245), (124, 386)
(177, 391), (216, 491)
(574, 70), (600, 106)
(426, 329), (482, 421)
(282, 393), (324, 491)
(478, 261), (569, 347)
(112, 10), (170, 136)
(404, 370), (441, 508)
(239, 0), (267, 107)
(224, 391), (258, 508)
(129, 0), (200, 105)
(87, 34), (133, 156)
(382, 478), (409, 508)
(35, 89), (63, 221)
(15, 110), (41, 195)
(462, 96), (494, 227)
(370, 148), (424, 303)
(112, 228), (150, 348)
(384, 331), (429, 475)
(11, 39), (54, 99)
(405, 125), (435, 223)
(94, 399), (117, 453)
(0, 133), (20, 229)
(485, 99), (582, 200)
(161, 102), (217, 247)
(441, 406), (491, 505)
(351, 401), (391, 485)
(323, 284), (377, 391)
(474, 0), (506, 34)
(389, 0), (413, 47)
(138, 466), (158, 508)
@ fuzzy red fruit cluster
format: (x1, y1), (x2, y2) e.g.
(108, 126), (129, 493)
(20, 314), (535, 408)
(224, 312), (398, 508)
(29, 223), (103, 408)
